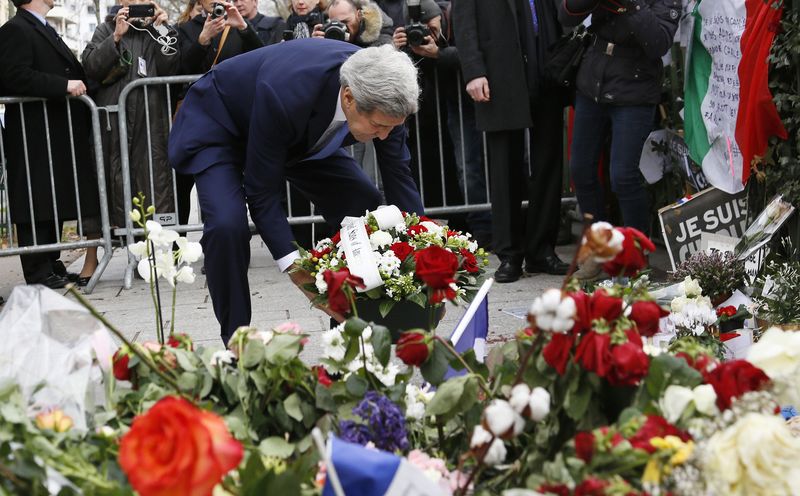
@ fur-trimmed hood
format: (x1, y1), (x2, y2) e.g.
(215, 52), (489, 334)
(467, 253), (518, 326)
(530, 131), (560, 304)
(357, 1), (387, 45)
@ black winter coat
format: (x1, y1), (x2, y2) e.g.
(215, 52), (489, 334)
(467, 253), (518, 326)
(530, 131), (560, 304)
(0, 9), (100, 224)
(249, 13), (286, 46)
(558, 0), (680, 105)
(177, 14), (264, 74)
(453, 0), (564, 132)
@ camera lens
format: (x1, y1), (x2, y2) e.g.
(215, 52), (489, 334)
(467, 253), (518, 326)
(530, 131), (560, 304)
(323, 21), (348, 41)
(211, 2), (226, 18)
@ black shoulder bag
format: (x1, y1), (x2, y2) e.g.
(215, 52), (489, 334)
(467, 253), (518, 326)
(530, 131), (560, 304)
(544, 24), (593, 89)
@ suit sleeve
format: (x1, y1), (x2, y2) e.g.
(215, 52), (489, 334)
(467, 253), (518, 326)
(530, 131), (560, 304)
(243, 80), (298, 260)
(619, 0), (681, 59)
(0, 23), (68, 98)
(452, 0), (486, 83)
(81, 23), (121, 83)
(373, 124), (424, 215)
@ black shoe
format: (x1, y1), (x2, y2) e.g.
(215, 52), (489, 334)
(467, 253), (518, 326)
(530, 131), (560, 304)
(76, 276), (91, 287)
(31, 273), (69, 289)
(494, 260), (522, 283)
(52, 260), (80, 282)
(526, 254), (570, 276)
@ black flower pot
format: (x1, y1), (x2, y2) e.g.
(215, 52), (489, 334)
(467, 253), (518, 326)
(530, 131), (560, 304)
(355, 299), (445, 341)
(719, 318), (745, 334)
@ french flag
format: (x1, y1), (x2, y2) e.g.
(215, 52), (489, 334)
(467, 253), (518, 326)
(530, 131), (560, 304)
(445, 278), (493, 379)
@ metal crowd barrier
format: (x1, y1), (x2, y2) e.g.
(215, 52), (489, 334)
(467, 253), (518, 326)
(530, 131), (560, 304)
(0, 95), (114, 294)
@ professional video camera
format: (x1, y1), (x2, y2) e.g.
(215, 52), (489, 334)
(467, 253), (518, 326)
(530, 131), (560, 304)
(210, 2), (226, 19)
(322, 19), (349, 41)
(405, 0), (430, 47)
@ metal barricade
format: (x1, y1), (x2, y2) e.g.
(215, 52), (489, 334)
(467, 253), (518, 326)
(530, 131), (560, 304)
(0, 95), (113, 294)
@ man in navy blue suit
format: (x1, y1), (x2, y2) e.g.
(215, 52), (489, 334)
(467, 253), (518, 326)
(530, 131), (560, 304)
(169, 39), (423, 344)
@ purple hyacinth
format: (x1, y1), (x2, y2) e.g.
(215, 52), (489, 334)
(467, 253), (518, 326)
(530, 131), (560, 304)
(339, 391), (409, 452)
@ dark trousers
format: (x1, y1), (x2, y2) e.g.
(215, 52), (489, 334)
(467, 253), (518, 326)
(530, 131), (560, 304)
(17, 220), (62, 283)
(486, 95), (565, 263)
(569, 93), (655, 234)
(194, 152), (382, 344)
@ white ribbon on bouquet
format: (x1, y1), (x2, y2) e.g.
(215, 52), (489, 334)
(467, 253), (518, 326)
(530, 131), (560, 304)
(339, 205), (405, 292)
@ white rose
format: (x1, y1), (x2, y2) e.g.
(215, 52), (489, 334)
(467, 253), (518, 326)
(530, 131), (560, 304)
(528, 387), (550, 422)
(484, 400), (524, 438)
(420, 221), (443, 237)
(210, 350), (235, 367)
(370, 230), (394, 250)
(681, 276), (703, 298)
(670, 295), (689, 314)
(692, 384), (718, 416)
(747, 327), (800, 406)
(660, 385), (694, 423)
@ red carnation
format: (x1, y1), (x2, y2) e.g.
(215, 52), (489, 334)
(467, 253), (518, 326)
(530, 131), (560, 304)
(629, 301), (669, 337)
(589, 289), (624, 323)
(574, 477), (609, 496)
(543, 332), (575, 375)
(390, 242), (414, 262)
(113, 349), (132, 381)
(406, 224), (428, 236)
(574, 431), (595, 463)
(703, 360), (771, 410)
(414, 246), (459, 303)
(395, 331), (431, 366)
(602, 227), (655, 277)
(538, 483), (570, 496)
(629, 415), (691, 453)
(323, 269), (366, 315)
(459, 248), (480, 273)
(716, 305), (737, 318)
(607, 342), (650, 386)
(574, 331), (612, 378)
(314, 366), (333, 388)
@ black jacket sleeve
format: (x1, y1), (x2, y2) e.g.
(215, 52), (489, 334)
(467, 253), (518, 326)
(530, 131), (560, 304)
(0, 22), (68, 98)
(451, 0), (486, 82)
(619, 0), (681, 59)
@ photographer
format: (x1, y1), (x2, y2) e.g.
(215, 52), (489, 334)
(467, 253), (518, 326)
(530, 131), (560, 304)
(559, 0), (680, 234)
(82, 0), (179, 233)
(285, 0), (326, 39)
(234, 0), (286, 45)
(311, 0), (393, 48)
(177, 0), (263, 74)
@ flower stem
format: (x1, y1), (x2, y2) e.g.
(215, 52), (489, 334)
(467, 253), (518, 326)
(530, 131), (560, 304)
(359, 334), (381, 391)
(513, 331), (545, 386)
(427, 287), (436, 332)
(170, 282), (177, 336)
(561, 214), (594, 291)
(67, 286), (185, 394)
(434, 335), (491, 396)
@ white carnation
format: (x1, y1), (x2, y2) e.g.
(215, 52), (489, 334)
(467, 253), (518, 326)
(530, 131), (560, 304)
(370, 230), (394, 250)
(315, 271), (328, 293)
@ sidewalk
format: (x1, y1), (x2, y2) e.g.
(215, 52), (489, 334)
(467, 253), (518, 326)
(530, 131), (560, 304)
(0, 229), (672, 363)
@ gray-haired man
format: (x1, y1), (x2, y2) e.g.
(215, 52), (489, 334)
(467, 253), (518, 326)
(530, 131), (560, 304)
(169, 40), (424, 343)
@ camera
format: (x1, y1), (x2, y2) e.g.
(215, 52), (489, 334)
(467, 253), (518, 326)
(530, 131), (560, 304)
(128, 3), (155, 18)
(210, 2), (226, 19)
(405, 0), (430, 47)
(322, 19), (349, 41)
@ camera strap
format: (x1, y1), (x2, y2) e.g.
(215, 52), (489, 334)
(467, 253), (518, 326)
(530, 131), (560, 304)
(211, 25), (231, 67)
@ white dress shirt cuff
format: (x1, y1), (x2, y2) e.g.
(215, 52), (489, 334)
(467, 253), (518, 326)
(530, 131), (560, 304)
(276, 250), (301, 272)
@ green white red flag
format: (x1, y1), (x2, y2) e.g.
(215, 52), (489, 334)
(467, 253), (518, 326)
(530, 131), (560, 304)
(684, 0), (787, 194)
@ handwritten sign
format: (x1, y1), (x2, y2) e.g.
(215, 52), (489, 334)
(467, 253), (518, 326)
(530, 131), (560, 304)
(340, 216), (383, 292)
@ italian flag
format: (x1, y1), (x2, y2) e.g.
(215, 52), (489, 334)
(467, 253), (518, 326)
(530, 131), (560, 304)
(684, 0), (787, 194)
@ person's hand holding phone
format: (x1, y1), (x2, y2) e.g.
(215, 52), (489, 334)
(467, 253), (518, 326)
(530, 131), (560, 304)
(113, 6), (130, 43)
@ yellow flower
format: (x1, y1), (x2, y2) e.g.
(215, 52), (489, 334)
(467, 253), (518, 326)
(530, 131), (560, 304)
(642, 458), (662, 485)
(669, 440), (694, 466)
(35, 409), (74, 432)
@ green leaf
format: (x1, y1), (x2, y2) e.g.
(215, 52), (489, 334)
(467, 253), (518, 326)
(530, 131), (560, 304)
(265, 471), (302, 494)
(343, 334), (362, 363)
(420, 339), (449, 386)
(177, 371), (198, 391)
(258, 436), (295, 458)
(315, 382), (337, 412)
(426, 375), (469, 417)
(264, 334), (302, 364)
(174, 349), (197, 372)
(371, 325), (391, 367)
(199, 372), (213, 398)
(408, 292), (428, 309)
(564, 373), (592, 421)
(241, 340), (266, 368)
(379, 299), (396, 318)
(283, 393), (304, 422)
(344, 317), (369, 337)
(345, 374), (368, 397)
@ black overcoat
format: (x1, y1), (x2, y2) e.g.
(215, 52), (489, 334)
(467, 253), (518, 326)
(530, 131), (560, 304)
(0, 8), (100, 224)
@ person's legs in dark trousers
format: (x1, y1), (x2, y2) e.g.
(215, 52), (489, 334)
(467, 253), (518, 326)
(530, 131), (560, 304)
(486, 129), (526, 281)
(446, 91), (492, 247)
(569, 94), (612, 223)
(608, 104), (656, 235)
(194, 162), (252, 345)
(16, 220), (63, 285)
(525, 95), (568, 272)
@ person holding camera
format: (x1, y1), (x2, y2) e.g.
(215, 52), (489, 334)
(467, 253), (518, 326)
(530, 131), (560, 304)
(234, 0), (286, 45)
(82, 0), (179, 233)
(311, 0), (392, 47)
(176, 0), (263, 74)
(559, 0), (680, 235)
(285, 0), (326, 39)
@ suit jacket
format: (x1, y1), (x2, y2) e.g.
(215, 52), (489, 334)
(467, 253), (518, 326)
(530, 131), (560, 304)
(0, 8), (99, 223)
(453, 0), (564, 132)
(169, 38), (423, 260)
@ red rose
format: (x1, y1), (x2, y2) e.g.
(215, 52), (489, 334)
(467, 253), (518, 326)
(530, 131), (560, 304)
(543, 332), (575, 375)
(574, 431), (595, 463)
(703, 360), (771, 410)
(418, 215), (433, 223)
(589, 289), (624, 323)
(167, 332), (194, 351)
(390, 242), (415, 262)
(675, 352), (716, 373)
(628, 301), (669, 337)
(323, 269), (366, 315)
(599, 426), (624, 447)
(607, 342), (650, 386)
(447, 229), (459, 238)
(414, 246), (459, 302)
(459, 248), (480, 273)
(406, 224), (428, 236)
(602, 227), (655, 277)
(574, 477), (610, 496)
(569, 291), (592, 334)
(395, 331), (431, 366)
(113, 349), (132, 381)
(629, 415), (691, 453)
(538, 483), (570, 496)
(574, 331), (612, 378)
(314, 366), (333, 388)
(119, 396), (243, 496)
(716, 305), (737, 318)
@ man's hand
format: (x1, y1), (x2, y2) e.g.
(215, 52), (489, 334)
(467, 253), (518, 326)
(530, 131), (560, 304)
(198, 11), (226, 45)
(392, 26), (407, 50)
(410, 35), (439, 58)
(113, 6), (130, 43)
(466, 77), (490, 102)
(311, 23), (325, 38)
(288, 265), (346, 323)
(66, 80), (87, 97)
(224, 1), (248, 30)
(152, 2), (168, 26)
